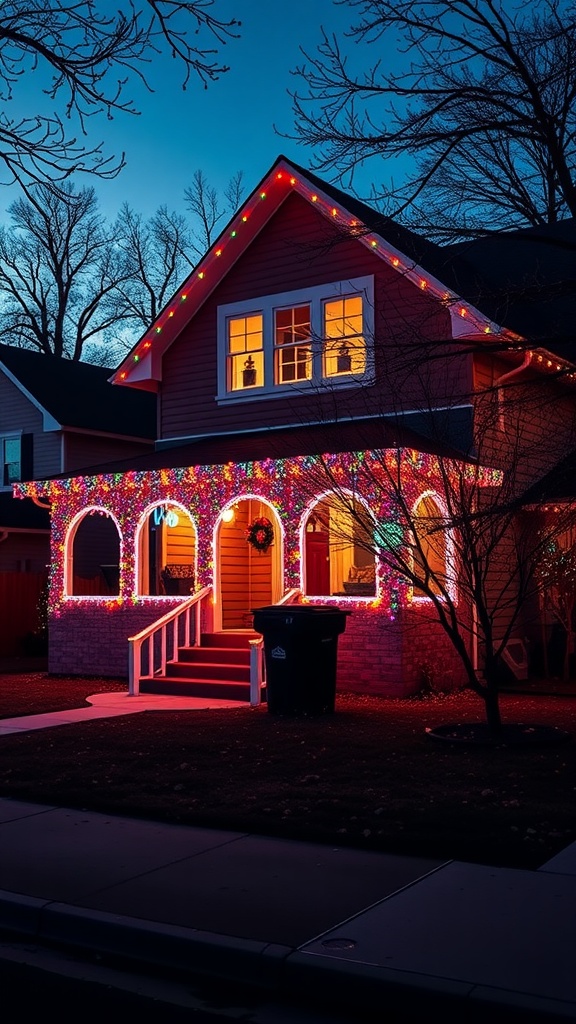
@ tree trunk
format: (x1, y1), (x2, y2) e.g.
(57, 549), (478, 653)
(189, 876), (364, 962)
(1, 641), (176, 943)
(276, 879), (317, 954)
(483, 686), (502, 733)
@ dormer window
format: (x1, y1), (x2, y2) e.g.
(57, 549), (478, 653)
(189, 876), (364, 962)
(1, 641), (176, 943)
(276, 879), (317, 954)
(218, 276), (373, 403)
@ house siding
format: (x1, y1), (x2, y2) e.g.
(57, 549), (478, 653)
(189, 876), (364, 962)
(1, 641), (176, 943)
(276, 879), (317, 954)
(160, 192), (460, 441)
(0, 373), (44, 439)
(33, 431), (62, 478)
(63, 433), (154, 474)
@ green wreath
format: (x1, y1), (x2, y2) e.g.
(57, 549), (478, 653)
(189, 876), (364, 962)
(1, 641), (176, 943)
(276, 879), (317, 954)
(246, 516), (274, 553)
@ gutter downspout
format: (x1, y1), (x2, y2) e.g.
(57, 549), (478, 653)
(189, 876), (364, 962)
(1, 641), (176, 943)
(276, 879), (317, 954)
(467, 350), (528, 671)
(471, 349), (533, 673)
(494, 350), (533, 431)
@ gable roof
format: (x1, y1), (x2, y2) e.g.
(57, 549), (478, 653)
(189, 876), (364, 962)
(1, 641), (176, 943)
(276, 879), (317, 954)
(443, 219), (576, 360)
(0, 345), (156, 438)
(112, 154), (576, 392)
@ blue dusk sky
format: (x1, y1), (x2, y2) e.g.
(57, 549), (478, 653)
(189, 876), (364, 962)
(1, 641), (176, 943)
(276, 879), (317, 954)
(93, 0), (392, 220)
(5, 0), (409, 223)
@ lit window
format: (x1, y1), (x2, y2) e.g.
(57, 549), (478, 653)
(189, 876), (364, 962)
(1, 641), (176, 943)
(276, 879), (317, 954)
(217, 276), (373, 402)
(275, 304), (312, 384)
(227, 314), (264, 391)
(413, 495), (446, 595)
(323, 295), (366, 377)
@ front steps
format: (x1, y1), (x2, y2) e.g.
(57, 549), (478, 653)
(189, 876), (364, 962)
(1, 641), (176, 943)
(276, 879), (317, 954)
(139, 630), (264, 702)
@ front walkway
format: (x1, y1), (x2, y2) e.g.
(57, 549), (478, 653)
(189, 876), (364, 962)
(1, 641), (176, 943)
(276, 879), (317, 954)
(0, 691), (247, 736)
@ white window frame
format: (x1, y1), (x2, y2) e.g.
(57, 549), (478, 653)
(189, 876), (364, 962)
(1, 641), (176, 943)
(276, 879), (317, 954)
(217, 276), (374, 403)
(1, 433), (22, 491)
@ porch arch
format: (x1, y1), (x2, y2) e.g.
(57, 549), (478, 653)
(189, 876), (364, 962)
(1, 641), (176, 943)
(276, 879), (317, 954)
(65, 507), (122, 597)
(411, 490), (455, 600)
(135, 500), (197, 596)
(214, 496), (283, 630)
(301, 490), (377, 598)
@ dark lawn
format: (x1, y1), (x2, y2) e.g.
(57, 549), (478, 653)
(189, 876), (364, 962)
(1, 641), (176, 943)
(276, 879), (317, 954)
(0, 673), (574, 870)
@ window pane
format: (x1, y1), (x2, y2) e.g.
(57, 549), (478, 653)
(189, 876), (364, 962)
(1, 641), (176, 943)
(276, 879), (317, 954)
(228, 315), (264, 391)
(274, 304), (312, 385)
(323, 295), (365, 377)
(5, 439), (20, 462)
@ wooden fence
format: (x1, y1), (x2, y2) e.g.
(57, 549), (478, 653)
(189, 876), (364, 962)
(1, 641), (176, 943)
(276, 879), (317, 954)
(0, 571), (49, 656)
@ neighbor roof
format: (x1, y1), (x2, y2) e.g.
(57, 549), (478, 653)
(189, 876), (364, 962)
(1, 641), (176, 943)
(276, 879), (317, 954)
(0, 345), (156, 438)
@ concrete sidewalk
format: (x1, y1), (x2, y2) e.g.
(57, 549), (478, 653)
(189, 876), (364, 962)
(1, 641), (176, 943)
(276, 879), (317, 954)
(0, 796), (574, 1021)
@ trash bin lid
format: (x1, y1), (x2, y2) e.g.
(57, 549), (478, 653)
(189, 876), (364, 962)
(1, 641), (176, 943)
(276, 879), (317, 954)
(252, 605), (352, 616)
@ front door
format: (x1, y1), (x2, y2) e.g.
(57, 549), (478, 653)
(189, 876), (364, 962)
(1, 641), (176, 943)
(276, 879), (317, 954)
(218, 498), (277, 629)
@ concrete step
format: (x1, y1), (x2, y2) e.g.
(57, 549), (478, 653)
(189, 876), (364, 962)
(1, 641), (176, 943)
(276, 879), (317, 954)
(178, 646), (251, 666)
(201, 631), (260, 649)
(139, 676), (262, 701)
(167, 660), (250, 682)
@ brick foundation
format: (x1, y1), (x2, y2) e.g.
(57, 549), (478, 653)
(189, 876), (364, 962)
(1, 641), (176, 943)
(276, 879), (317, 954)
(48, 601), (183, 678)
(336, 602), (469, 697)
(49, 598), (470, 696)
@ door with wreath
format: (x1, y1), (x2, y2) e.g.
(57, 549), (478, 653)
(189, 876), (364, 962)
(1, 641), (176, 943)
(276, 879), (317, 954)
(217, 498), (278, 629)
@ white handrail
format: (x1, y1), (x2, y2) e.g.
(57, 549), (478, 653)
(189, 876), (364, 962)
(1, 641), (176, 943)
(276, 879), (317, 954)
(128, 586), (213, 696)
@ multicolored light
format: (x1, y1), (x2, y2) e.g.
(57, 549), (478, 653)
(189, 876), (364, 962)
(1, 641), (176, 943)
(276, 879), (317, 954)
(15, 450), (502, 620)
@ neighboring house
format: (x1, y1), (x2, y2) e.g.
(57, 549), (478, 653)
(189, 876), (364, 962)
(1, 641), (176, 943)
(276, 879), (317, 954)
(0, 346), (156, 655)
(15, 157), (576, 693)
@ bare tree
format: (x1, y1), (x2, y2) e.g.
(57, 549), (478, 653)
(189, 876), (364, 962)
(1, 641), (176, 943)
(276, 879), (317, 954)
(294, 372), (576, 732)
(184, 168), (246, 257)
(111, 169), (247, 339)
(0, 1), (240, 187)
(113, 204), (195, 335)
(0, 181), (128, 360)
(289, 0), (576, 239)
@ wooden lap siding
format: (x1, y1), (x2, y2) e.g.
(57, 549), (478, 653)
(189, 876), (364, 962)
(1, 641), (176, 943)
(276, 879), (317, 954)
(220, 500), (272, 628)
(160, 192), (457, 441)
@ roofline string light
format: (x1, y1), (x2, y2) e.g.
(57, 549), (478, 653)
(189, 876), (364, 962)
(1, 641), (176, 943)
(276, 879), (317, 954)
(116, 165), (576, 384)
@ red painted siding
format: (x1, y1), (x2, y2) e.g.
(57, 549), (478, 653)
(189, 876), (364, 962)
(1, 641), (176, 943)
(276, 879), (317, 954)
(159, 191), (459, 441)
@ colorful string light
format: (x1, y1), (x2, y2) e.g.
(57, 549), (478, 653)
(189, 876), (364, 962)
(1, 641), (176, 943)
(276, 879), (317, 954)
(15, 450), (501, 620)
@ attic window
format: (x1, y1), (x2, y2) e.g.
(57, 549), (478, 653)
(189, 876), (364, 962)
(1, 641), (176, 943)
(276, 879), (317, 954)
(218, 276), (373, 403)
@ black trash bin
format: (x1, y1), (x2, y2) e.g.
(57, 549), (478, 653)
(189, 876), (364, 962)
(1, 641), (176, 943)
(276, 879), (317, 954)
(252, 605), (351, 715)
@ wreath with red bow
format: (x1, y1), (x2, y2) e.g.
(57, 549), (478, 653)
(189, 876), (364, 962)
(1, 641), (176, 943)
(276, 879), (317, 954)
(246, 516), (274, 553)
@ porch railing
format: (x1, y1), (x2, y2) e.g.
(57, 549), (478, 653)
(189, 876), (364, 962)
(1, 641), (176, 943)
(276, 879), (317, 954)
(249, 588), (301, 706)
(128, 586), (213, 696)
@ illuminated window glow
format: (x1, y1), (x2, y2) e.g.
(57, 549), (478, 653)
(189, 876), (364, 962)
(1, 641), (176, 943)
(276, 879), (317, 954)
(275, 304), (312, 384)
(323, 295), (366, 378)
(217, 277), (374, 402)
(227, 314), (264, 391)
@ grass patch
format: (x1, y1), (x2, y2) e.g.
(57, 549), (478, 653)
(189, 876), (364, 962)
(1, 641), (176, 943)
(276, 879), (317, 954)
(0, 674), (575, 870)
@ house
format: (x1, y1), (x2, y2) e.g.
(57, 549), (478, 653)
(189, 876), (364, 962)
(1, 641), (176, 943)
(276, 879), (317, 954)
(0, 346), (156, 655)
(14, 157), (576, 693)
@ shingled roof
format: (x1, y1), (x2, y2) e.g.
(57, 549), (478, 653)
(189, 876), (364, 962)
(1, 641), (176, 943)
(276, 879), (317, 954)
(290, 161), (576, 358)
(0, 345), (156, 438)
